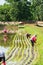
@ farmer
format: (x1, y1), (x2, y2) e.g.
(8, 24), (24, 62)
(26, 33), (31, 38)
(3, 26), (8, 33)
(30, 34), (37, 47)
(0, 51), (6, 65)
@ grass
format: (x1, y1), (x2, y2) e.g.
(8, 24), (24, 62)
(23, 24), (43, 65)
(0, 24), (43, 65)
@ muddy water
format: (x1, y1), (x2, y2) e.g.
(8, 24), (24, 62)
(6, 61), (17, 65)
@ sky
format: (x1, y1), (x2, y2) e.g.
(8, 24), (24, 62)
(0, 0), (30, 5)
(0, 0), (5, 5)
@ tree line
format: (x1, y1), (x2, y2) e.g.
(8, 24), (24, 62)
(0, 0), (43, 21)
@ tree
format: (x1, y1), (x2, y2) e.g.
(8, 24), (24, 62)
(31, 0), (43, 21)
(5, 0), (33, 21)
(0, 4), (12, 21)
(0, 0), (43, 21)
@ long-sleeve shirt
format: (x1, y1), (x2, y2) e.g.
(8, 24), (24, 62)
(0, 51), (5, 57)
(30, 35), (37, 42)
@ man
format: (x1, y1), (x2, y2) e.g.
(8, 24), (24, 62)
(26, 33), (31, 38)
(3, 26), (8, 33)
(30, 34), (37, 47)
(0, 50), (6, 65)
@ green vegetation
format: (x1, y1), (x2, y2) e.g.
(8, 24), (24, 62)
(0, 0), (43, 65)
(24, 24), (43, 65)
(0, 24), (43, 65)
(0, 0), (43, 21)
